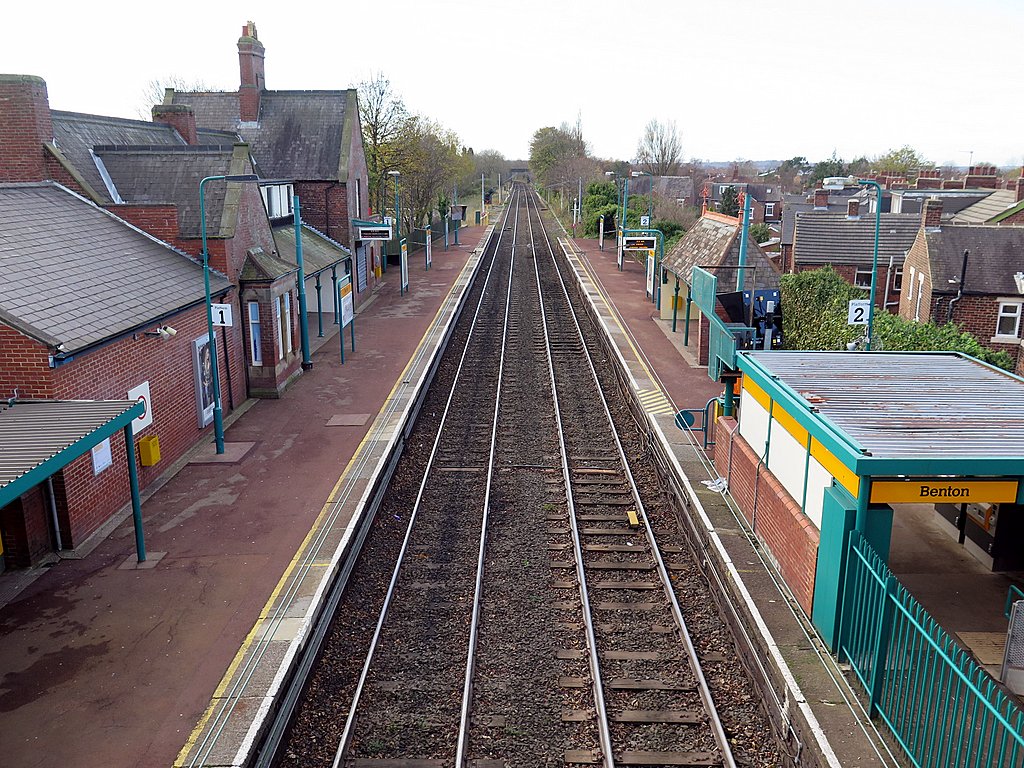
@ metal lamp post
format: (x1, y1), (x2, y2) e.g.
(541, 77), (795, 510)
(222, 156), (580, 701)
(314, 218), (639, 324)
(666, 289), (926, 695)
(824, 175), (882, 349)
(199, 173), (258, 454)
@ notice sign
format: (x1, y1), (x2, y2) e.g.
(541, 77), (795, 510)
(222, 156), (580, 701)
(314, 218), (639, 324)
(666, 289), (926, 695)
(870, 479), (1019, 505)
(211, 303), (233, 327)
(91, 437), (112, 475)
(127, 381), (153, 435)
(338, 275), (354, 327)
(646, 251), (656, 297)
(425, 227), (432, 269)
(400, 239), (409, 292)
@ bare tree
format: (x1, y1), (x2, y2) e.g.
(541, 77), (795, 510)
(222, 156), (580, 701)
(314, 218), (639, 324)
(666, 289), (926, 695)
(357, 72), (411, 215)
(136, 76), (215, 120)
(636, 118), (683, 177)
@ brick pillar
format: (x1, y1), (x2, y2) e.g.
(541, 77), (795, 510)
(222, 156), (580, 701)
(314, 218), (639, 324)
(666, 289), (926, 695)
(237, 22), (265, 122)
(1015, 167), (1024, 203)
(813, 189), (828, 209)
(0, 74), (53, 182)
(152, 104), (197, 144)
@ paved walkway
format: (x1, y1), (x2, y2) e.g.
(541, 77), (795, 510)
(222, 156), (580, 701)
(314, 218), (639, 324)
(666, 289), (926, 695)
(0, 228), (487, 768)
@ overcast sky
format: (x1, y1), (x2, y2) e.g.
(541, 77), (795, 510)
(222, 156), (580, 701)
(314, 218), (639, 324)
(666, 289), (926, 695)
(4, 0), (1022, 167)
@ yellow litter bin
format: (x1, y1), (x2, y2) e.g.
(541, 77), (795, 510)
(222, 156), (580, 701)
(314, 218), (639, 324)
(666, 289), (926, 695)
(138, 435), (161, 466)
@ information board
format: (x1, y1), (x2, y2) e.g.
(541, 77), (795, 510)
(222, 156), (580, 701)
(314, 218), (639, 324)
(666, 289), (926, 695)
(357, 225), (392, 241)
(624, 235), (658, 251)
(425, 227), (432, 269)
(400, 239), (409, 292)
(338, 275), (354, 328)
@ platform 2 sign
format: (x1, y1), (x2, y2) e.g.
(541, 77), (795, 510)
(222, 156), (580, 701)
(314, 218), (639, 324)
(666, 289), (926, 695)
(869, 478), (1019, 504)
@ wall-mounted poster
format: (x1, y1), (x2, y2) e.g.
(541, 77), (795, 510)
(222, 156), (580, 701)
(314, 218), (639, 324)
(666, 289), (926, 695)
(192, 334), (215, 428)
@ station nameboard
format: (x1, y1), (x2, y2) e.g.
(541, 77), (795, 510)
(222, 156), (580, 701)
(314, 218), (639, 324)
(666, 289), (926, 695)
(357, 225), (393, 241)
(623, 236), (657, 251)
(870, 479), (1019, 504)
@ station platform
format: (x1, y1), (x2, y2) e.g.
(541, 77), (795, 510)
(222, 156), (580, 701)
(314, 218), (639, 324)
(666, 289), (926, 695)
(0, 226), (490, 768)
(561, 232), (1024, 764)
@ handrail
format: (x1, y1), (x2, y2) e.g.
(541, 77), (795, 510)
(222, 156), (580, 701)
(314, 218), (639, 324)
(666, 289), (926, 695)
(1006, 584), (1024, 620)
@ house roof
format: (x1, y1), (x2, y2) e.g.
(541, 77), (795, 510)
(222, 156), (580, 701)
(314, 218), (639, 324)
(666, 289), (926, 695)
(793, 212), (920, 268)
(171, 90), (354, 180)
(949, 189), (1017, 224)
(95, 145), (245, 238)
(0, 182), (230, 353)
(627, 175), (694, 201)
(708, 182), (782, 203)
(272, 222), (350, 275)
(49, 110), (235, 204)
(663, 214), (779, 290)
(923, 225), (1024, 295)
(780, 196), (851, 246)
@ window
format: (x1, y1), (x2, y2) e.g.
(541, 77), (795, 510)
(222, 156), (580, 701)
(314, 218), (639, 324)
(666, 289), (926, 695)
(283, 292), (293, 354)
(764, 202), (775, 217)
(914, 272), (925, 322)
(260, 183), (294, 219)
(907, 266), (916, 301)
(997, 302), (1022, 338)
(854, 269), (872, 288)
(892, 267), (903, 291)
(275, 293), (293, 360)
(247, 301), (262, 365)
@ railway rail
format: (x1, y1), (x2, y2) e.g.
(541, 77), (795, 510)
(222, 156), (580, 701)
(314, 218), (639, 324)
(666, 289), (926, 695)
(269, 184), (783, 768)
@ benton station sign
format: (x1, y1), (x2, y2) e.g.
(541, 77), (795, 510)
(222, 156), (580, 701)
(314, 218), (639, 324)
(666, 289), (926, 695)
(870, 479), (1019, 505)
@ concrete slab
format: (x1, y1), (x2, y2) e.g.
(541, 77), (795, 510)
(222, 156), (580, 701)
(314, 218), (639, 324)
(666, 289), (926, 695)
(326, 413), (372, 426)
(188, 441), (256, 464)
(117, 551), (166, 570)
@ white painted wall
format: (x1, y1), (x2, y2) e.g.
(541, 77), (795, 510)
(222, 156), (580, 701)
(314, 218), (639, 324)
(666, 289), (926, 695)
(767, 422), (808, 513)
(739, 389), (769, 456)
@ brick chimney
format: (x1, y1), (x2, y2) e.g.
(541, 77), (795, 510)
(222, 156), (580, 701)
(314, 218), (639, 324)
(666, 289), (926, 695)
(238, 21), (265, 122)
(915, 169), (942, 190)
(964, 164), (998, 190)
(922, 197), (943, 230)
(1016, 167), (1024, 203)
(151, 103), (198, 144)
(846, 198), (860, 219)
(813, 188), (828, 209)
(0, 74), (53, 182)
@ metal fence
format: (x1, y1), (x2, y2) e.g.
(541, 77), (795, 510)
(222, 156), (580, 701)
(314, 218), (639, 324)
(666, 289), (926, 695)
(841, 530), (1024, 767)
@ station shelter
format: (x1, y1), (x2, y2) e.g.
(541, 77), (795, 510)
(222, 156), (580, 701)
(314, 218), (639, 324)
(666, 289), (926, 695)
(712, 349), (1024, 764)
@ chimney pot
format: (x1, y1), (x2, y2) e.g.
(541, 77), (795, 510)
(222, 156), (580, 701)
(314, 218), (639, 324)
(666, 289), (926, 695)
(813, 188), (828, 209)
(152, 103), (198, 144)
(847, 199), (860, 219)
(238, 21), (266, 122)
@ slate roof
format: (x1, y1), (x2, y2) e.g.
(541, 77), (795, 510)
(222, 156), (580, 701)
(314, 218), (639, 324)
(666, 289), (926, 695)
(709, 182), (782, 203)
(663, 214), (780, 291)
(892, 189), (990, 217)
(793, 212), (920, 268)
(626, 175), (694, 202)
(0, 182), (229, 353)
(272, 222), (350, 275)
(239, 247), (299, 283)
(923, 225), (1024, 296)
(951, 189), (1018, 224)
(172, 90), (353, 180)
(780, 194), (850, 246)
(95, 145), (240, 238)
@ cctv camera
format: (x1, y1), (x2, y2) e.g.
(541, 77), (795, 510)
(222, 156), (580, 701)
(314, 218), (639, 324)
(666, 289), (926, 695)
(162, 326), (177, 338)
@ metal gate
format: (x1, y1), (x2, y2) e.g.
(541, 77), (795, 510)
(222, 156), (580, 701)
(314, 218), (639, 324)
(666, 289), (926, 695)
(841, 530), (1024, 767)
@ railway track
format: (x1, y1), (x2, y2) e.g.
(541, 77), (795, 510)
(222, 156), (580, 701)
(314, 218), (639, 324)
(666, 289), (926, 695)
(271, 184), (783, 768)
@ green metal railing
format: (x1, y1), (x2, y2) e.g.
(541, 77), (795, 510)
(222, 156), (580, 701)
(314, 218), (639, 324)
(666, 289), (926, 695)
(841, 530), (1024, 767)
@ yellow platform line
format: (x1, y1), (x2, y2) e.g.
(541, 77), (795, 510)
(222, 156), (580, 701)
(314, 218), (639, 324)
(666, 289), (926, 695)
(175, 254), (480, 767)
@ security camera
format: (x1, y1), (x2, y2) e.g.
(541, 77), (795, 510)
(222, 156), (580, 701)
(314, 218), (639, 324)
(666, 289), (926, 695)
(161, 326), (178, 338)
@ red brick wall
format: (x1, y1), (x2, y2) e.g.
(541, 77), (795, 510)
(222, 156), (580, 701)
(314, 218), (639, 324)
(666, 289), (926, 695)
(106, 204), (185, 249)
(796, 262), (901, 308)
(948, 295), (1023, 367)
(0, 486), (52, 567)
(224, 184), (278, 283)
(715, 418), (820, 614)
(295, 181), (350, 249)
(1, 302), (246, 548)
(0, 324), (53, 398)
(0, 75), (52, 182)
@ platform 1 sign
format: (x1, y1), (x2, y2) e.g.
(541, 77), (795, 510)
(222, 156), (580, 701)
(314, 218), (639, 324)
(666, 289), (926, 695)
(623, 235), (658, 252)
(211, 303), (233, 327)
(869, 478), (1019, 504)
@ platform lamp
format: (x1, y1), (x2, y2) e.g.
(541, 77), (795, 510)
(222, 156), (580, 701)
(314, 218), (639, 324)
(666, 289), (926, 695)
(199, 173), (259, 454)
(823, 175), (882, 350)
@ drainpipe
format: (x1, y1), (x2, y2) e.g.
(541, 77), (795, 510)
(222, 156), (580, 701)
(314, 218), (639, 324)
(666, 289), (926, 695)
(46, 476), (62, 551)
(946, 249), (969, 324)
